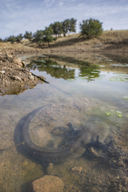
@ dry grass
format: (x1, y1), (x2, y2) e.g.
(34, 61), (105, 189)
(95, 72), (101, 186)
(0, 30), (128, 60)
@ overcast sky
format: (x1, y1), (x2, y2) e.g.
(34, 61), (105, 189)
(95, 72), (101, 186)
(0, 0), (128, 39)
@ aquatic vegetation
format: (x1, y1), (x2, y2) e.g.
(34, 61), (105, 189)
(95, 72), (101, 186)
(105, 109), (122, 118)
(67, 79), (75, 82)
(109, 74), (128, 82)
(123, 96), (128, 100)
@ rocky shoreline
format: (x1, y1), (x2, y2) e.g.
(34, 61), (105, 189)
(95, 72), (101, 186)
(0, 49), (47, 96)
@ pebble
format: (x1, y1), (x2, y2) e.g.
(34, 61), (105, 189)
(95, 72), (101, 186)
(71, 166), (83, 175)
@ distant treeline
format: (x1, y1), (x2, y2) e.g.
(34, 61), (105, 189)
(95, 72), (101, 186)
(0, 18), (103, 46)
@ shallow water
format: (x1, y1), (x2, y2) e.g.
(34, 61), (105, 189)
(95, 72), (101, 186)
(0, 54), (128, 192)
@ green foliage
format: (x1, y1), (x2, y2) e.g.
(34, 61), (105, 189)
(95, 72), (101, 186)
(80, 18), (103, 39)
(16, 34), (23, 43)
(62, 18), (77, 36)
(24, 31), (32, 41)
(50, 22), (63, 37)
(0, 38), (2, 42)
(43, 27), (56, 47)
(7, 36), (17, 44)
(69, 18), (77, 33)
(32, 30), (44, 44)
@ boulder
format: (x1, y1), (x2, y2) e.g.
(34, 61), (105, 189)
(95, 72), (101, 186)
(30, 175), (64, 192)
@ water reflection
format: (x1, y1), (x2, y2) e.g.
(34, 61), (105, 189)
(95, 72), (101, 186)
(27, 56), (100, 82)
(27, 58), (75, 80)
(0, 53), (128, 192)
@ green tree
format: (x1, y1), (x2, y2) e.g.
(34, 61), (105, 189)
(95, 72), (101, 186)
(62, 18), (77, 37)
(16, 33), (23, 43)
(69, 18), (77, 33)
(0, 38), (2, 42)
(62, 19), (70, 37)
(7, 36), (17, 44)
(43, 27), (56, 47)
(24, 31), (32, 41)
(79, 18), (103, 39)
(32, 30), (44, 44)
(50, 22), (63, 37)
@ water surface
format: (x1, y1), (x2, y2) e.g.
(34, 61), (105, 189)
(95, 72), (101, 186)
(0, 54), (128, 192)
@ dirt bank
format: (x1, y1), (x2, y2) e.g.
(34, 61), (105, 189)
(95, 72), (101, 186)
(0, 48), (47, 96)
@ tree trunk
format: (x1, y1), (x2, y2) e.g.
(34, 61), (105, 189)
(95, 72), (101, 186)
(48, 42), (50, 47)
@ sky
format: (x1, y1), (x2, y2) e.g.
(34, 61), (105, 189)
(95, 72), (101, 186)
(0, 0), (128, 39)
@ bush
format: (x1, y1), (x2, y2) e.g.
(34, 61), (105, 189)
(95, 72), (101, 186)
(80, 18), (103, 39)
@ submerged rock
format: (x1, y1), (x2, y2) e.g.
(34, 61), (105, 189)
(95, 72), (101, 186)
(71, 166), (83, 175)
(30, 175), (64, 192)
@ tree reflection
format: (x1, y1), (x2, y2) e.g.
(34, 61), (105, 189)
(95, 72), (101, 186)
(79, 64), (100, 81)
(27, 59), (75, 80)
(27, 56), (100, 82)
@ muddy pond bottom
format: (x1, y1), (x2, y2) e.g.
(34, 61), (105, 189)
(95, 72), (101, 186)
(0, 53), (128, 192)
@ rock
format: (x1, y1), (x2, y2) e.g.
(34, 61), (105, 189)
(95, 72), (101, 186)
(71, 166), (83, 175)
(29, 75), (34, 80)
(6, 54), (23, 67)
(13, 57), (22, 66)
(12, 76), (22, 81)
(47, 163), (54, 174)
(0, 70), (5, 74)
(31, 175), (64, 192)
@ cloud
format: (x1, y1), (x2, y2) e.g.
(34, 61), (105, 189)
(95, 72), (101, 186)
(0, 0), (128, 39)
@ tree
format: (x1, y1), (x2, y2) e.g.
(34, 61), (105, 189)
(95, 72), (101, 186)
(0, 38), (2, 42)
(62, 18), (77, 37)
(62, 19), (70, 37)
(24, 31), (32, 41)
(16, 34), (23, 43)
(50, 22), (63, 37)
(43, 27), (56, 47)
(69, 18), (77, 33)
(79, 18), (103, 39)
(7, 36), (17, 44)
(32, 30), (44, 44)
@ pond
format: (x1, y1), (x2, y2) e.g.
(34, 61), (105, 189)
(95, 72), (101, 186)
(0, 54), (128, 192)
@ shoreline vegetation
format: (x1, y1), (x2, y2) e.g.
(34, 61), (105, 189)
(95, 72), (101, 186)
(0, 29), (128, 95)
